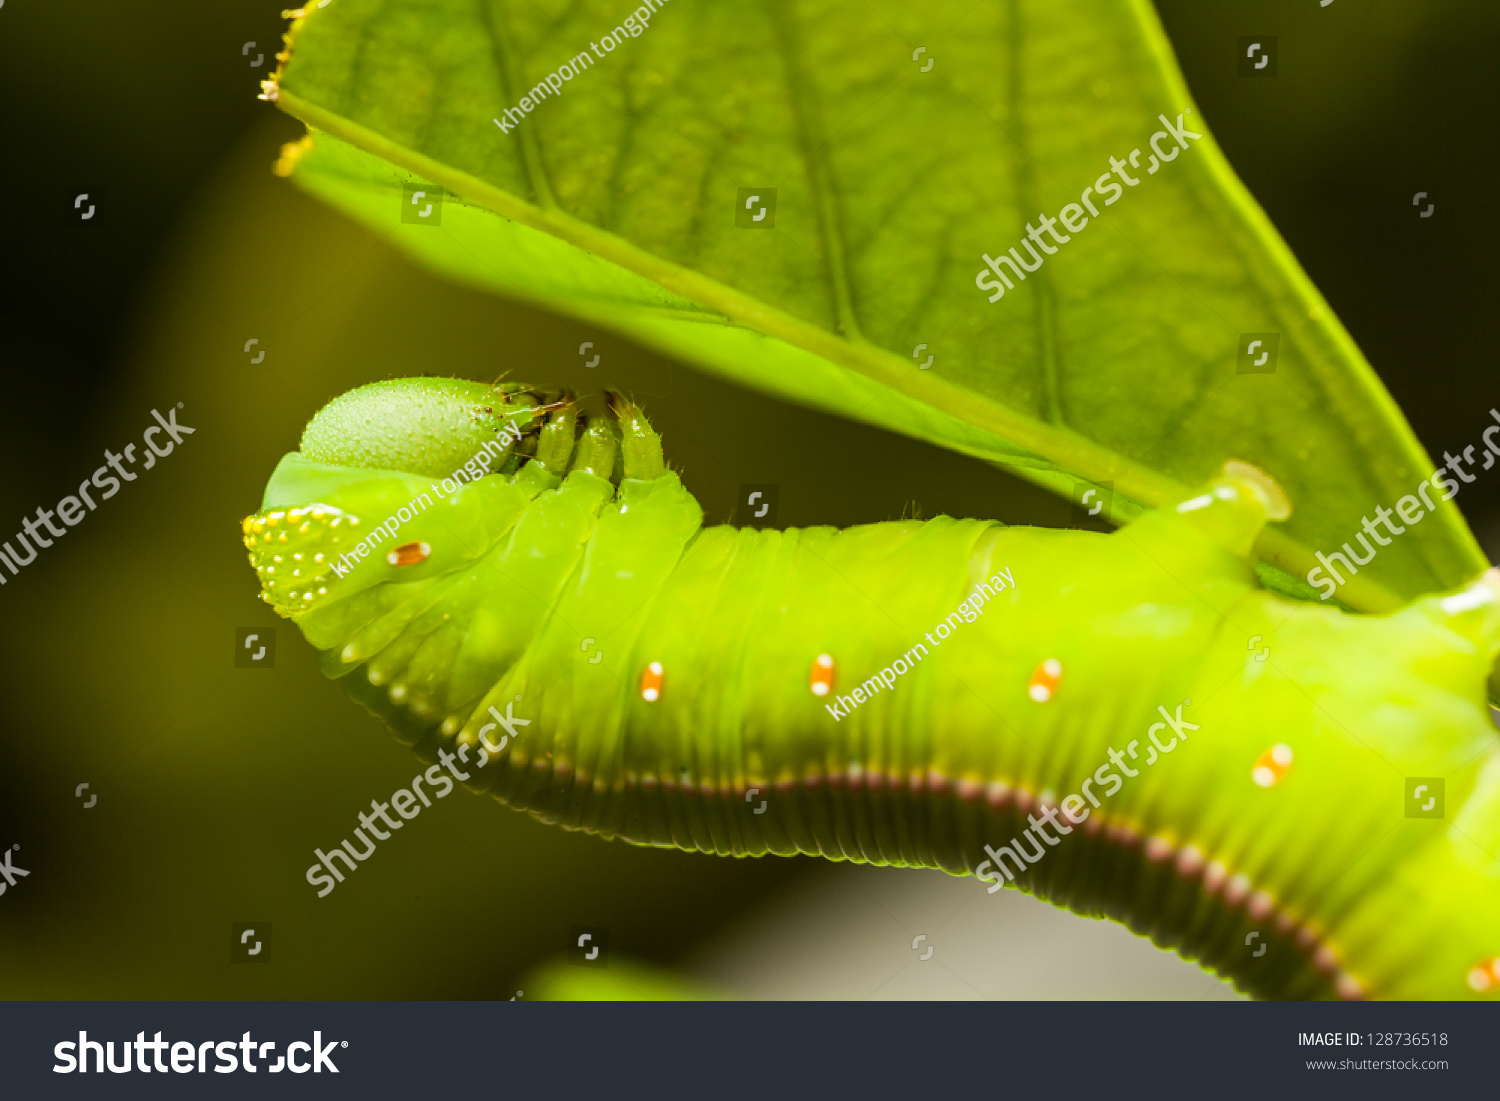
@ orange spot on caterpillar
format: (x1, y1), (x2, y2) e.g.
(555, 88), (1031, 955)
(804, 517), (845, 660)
(1467, 957), (1500, 992)
(1028, 657), (1062, 702)
(640, 661), (664, 702)
(809, 653), (835, 696)
(1252, 743), (1293, 788)
(386, 541), (432, 567)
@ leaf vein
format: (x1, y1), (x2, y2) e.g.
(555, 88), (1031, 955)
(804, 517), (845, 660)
(769, 0), (864, 343)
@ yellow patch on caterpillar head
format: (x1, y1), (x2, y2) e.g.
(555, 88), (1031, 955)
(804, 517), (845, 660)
(241, 504), (358, 617)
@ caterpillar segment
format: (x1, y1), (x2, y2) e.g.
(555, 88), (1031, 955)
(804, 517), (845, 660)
(244, 378), (1500, 1000)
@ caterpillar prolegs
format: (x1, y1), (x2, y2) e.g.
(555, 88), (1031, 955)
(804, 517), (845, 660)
(244, 378), (1500, 1000)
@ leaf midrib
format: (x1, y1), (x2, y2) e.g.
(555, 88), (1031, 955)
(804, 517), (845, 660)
(278, 92), (1169, 467)
(278, 82), (1414, 614)
(277, 0), (1433, 617)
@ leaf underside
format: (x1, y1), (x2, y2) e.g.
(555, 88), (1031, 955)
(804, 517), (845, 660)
(268, 0), (1489, 614)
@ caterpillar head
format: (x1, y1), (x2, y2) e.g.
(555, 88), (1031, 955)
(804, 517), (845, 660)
(242, 379), (669, 619)
(298, 377), (563, 477)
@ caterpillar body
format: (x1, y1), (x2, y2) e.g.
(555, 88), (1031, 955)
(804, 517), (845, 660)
(245, 378), (1500, 1000)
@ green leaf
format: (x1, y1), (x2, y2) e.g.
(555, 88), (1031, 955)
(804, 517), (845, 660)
(265, 0), (1488, 612)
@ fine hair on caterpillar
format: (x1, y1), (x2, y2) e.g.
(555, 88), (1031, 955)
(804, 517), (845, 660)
(245, 377), (1500, 1000)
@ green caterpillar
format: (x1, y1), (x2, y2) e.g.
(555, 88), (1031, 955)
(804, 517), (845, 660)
(244, 378), (1500, 1001)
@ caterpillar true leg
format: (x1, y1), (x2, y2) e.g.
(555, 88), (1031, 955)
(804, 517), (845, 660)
(570, 415), (619, 479)
(246, 378), (1500, 1000)
(530, 396), (578, 476)
(607, 392), (666, 481)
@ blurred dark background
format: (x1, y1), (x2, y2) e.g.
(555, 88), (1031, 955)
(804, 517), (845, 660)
(0, 0), (1495, 997)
